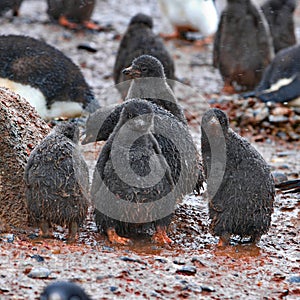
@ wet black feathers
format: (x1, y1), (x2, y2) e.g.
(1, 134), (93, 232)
(91, 99), (200, 234)
(261, 0), (296, 53)
(125, 55), (186, 124)
(113, 13), (175, 98)
(0, 35), (95, 109)
(201, 108), (275, 241)
(213, 0), (274, 90)
(24, 122), (89, 227)
(47, 0), (95, 23)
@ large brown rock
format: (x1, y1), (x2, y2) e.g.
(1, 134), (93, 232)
(0, 87), (50, 230)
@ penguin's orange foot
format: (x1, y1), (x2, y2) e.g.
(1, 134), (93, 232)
(152, 226), (172, 244)
(217, 235), (230, 247)
(222, 84), (236, 94)
(107, 228), (132, 245)
(58, 15), (78, 30)
(83, 20), (103, 31)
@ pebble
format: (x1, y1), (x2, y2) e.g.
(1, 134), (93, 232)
(30, 254), (45, 262)
(272, 172), (288, 184)
(110, 286), (118, 292)
(27, 267), (51, 279)
(175, 266), (197, 276)
(119, 256), (147, 265)
(288, 276), (300, 283)
(200, 285), (216, 292)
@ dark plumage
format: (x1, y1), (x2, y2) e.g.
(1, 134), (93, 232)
(40, 281), (92, 300)
(276, 179), (300, 193)
(122, 54), (186, 124)
(243, 44), (300, 104)
(0, 0), (23, 16)
(201, 108), (275, 245)
(213, 0), (274, 92)
(113, 13), (175, 98)
(91, 99), (200, 244)
(261, 0), (296, 53)
(24, 122), (90, 242)
(47, 0), (101, 30)
(0, 35), (98, 119)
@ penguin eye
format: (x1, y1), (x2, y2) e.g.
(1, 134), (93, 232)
(141, 66), (148, 72)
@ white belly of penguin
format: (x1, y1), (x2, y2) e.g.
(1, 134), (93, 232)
(0, 78), (83, 120)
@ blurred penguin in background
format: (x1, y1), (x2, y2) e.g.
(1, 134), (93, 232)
(261, 0), (297, 53)
(158, 0), (219, 45)
(213, 0), (274, 93)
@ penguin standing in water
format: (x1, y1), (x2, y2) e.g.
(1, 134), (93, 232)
(25, 122), (90, 243)
(213, 0), (274, 93)
(113, 13), (175, 99)
(0, 35), (98, 120)
(261, 0), (297, 53)
(91, 99), (200, 244)
(201, 108), (275, 245)
(47, 0), (103, 30)
(243, 44), (300, 105)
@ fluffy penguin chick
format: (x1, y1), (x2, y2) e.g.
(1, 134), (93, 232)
(114, 13), (175, 98)
(91, 99), (202, 244)
(261, 0), (296, 53)
(123, 54), (186, 124)
(47, 0), (102, 30)
(24, 122), (90, 243)
(201, 108), (275, 245)
(213, 0), (274, 92)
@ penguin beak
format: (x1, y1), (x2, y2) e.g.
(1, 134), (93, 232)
(122, 66), (141, 78)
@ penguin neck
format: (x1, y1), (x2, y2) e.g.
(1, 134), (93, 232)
(126, 77), (177, 104)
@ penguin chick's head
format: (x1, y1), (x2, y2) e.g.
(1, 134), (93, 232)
(122, 55), (166, 79)
(54, 121), (80, 143)
(40, 281), (91, 300)
(201, 108), (229, 136)
(120, 99), (154, 133)
(129, 13), (153, 29)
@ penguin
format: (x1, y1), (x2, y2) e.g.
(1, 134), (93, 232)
(0, 35), (98, 120)
(113, 13), (175, 98)
(276, 179), (300, 193)
(213, 0), (274, 93)
(47, 0), (102, 30)
(243, 44), (300, 105)
(157, 0), (218, 44)
(201, 108), (275, 245)
(261, 0), (297, 53)
(40, 281), (92, 300)
(0, 0), (23, 16)
(91, 99), (200, 244)
(122, 54), (186, 124)
(24, 122), (90, 243)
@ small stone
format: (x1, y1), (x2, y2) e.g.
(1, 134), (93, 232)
(28, 267), (51, 279)
(288, 276), (300, 283)
(155, 257), (167, 263)
(269, 115), (289, 123)
(272, 172), (288, 185)
(176, 266), (197, 276)
(200, 285), (216, 292)
(173, 259), (186, 265)
(30, 254), (44, 262)
(119, 256), (146, 265)
(110, 286), (118, 292)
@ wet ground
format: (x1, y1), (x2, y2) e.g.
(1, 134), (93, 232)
(0, 1), (299, 299)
